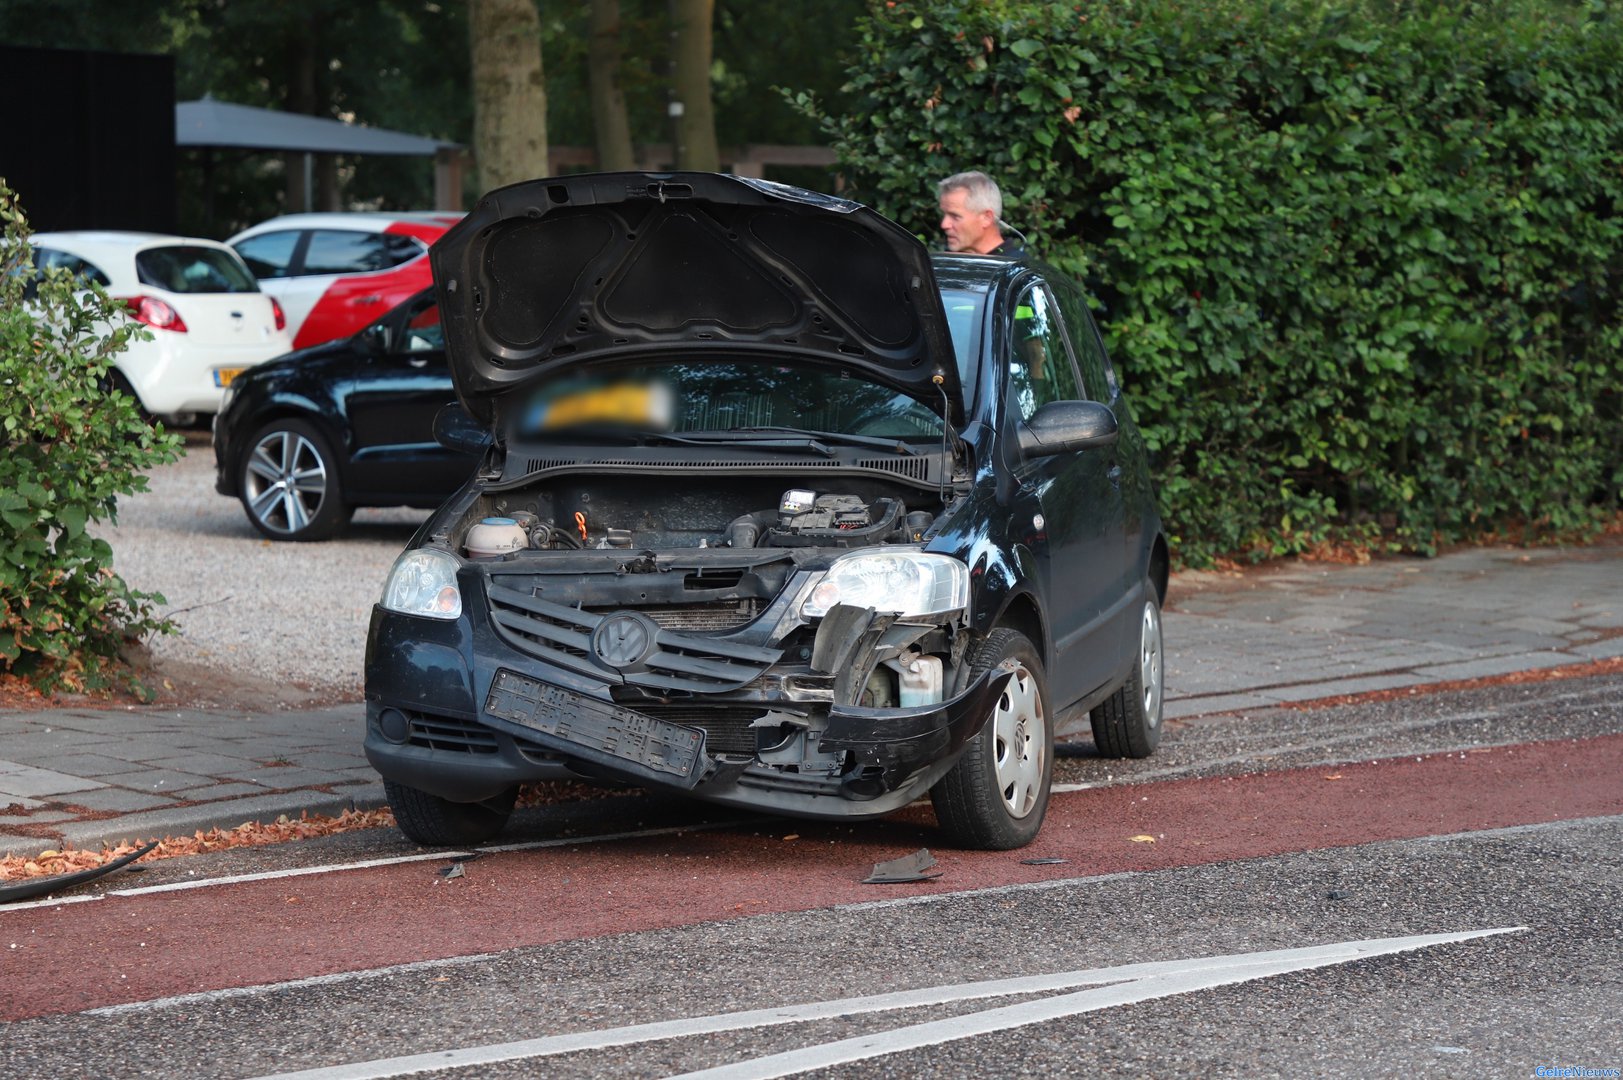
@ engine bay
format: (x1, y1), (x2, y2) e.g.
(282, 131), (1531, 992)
(445, 474), (938, 560)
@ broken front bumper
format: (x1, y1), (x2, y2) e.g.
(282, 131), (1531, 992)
(365, 654), (1007, 818)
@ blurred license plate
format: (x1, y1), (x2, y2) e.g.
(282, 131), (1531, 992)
(214, 368), (246, 388)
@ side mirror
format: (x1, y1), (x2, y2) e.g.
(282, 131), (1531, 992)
(433, 402), (492, 455)
(1017, 399), (1119, 457)
(360, 322), (392, 354)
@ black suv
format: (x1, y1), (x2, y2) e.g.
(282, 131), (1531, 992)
(365, 172), (1167, 851)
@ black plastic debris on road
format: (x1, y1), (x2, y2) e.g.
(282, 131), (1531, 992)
(1020, 857), (1068, 865)
(0, 840), (160, 904)
(863, 848), (942, 885)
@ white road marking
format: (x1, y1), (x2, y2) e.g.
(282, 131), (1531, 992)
(0, 821), (746, 914)
(85, 952), (511, 1018)
(244, 928), (1524, 1080)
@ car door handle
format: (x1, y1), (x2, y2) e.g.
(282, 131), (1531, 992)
(351, 295), (383, 305)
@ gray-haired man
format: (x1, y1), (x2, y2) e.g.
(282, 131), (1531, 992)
(936, 171), (1026, 258)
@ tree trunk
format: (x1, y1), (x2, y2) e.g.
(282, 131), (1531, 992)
(469, 0), (549, 193)
(589, 0), (635, 171)
(284, 35), (319, 212)
(669, 0), (719, 171)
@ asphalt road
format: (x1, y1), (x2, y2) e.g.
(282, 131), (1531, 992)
(4, 673), (1619, 1078)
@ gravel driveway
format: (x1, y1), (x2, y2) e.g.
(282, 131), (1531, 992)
(92, 433), (431, 700)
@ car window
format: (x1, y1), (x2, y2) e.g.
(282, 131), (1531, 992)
(1007, 284), (1081, 421)
(135, 246), (259, 294)
(29, 248), (111, 296)
(1049, 280), (1119, 399)
(303, 230), (425, 275)
(402, 300), (443, 352)
(939, 287), (985, 392)
(233, 231), (300, 279)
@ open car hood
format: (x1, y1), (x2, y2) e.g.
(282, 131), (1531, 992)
(429, 172), (962, 429)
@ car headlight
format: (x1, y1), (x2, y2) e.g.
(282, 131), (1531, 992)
(381, 548), (463, 620)
(801, 550), (969, 620)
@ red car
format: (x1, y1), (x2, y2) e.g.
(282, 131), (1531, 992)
(228, 212), (461, 349)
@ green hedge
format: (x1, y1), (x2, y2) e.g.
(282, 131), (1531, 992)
(805, 0), (1623, 565)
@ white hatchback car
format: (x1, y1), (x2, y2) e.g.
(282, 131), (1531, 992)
(28, 232), (293, 423)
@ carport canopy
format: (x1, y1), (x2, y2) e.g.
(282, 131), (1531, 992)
(176, 96), (456, 155)
(175, 96), (463, 211)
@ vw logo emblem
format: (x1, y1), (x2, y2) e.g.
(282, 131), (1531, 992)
(591, 612), (657, 670)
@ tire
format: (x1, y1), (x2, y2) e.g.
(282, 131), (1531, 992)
(385, 780), (518, 846)
(930, 628), (1054, 850)
(1090, 578), (1165, 758)
(238, 418), (354, 541)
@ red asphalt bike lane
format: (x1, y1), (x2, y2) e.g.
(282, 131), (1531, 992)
(4, 733), (1621, 1022)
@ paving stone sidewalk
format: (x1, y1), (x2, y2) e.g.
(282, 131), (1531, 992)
(3, 538), (1619, 858)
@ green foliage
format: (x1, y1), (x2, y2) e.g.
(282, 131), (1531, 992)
(0, 181), (182, 694)
(809, 0), (1623, 565)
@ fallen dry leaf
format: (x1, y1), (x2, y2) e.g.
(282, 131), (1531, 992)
(1, 807), (396, 882)
(1129, 834), (1157, 844)
(1324, 774), (1344, 780)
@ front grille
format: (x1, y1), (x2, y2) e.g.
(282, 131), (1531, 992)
(486, 584), (782, 693)
(408, 712), (498, 754)
(628, 704), (768, 755)
(586, 599), (762, 632)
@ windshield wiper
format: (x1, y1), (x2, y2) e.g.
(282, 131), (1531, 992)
(524, 424), (919, 459)
(530, 426), (840, 458)
(724, 426), (920, 456)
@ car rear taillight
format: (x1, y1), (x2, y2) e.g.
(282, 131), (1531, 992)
(123, 296), (188, 333)
(270, 297), (286, 332)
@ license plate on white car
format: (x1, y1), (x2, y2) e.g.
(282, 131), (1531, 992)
(214, 368), (246, 388)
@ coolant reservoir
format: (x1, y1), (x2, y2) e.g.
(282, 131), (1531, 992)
(888, 654), (944, 707)
(464, 517), (527, 558)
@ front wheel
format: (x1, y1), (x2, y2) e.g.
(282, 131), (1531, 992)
(930, 628), (1054, 850)
(1090, 578), (1165, 758)
(384, 780), (518, 846)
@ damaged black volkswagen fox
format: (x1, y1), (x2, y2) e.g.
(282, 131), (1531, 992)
(364, 172), (1167, 851)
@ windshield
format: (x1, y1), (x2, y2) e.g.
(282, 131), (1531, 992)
(508, 361), (945, 443)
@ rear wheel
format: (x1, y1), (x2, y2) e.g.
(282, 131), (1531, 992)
(238, 418), (353, 541)
(1090, 578), (1165, 758)
(384, 780), (518, 846)
(930, 628), (1053, 850)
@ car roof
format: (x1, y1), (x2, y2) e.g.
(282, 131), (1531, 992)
(30, 230), (236, 253)
(930, 252), (1032, 290)
(228, 212), (463, 239)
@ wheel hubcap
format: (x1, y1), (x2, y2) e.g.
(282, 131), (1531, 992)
(1140, 600), (1163, 728)
(243, 431), (328, 535)
(992, 662), (1045, 819)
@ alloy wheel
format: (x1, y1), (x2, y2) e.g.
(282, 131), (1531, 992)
(243, 428), (330, 537)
